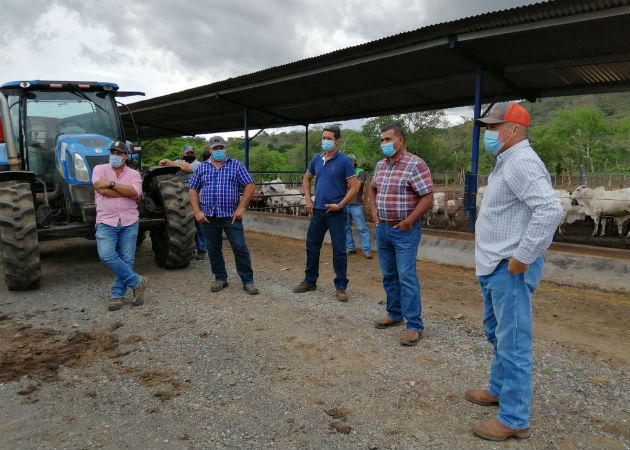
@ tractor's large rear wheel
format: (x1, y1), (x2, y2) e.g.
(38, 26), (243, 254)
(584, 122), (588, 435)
(0, 182), (41, 290)
(150, 175), (195, 268)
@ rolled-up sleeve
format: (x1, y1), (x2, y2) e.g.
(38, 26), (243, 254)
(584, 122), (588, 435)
(130, 170), (142, 197)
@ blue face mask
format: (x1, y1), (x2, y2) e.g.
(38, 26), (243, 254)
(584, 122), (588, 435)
(212, 150), (226, 161)
(109, 154), (124, 168)
(381, 142), (396, 157)
(321, 139), (335, 152)
(482, 130), (504, 155)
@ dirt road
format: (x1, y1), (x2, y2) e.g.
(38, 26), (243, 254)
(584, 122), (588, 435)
(0, 232), (628, 449)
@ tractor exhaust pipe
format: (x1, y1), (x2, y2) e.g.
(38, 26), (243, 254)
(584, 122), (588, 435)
(0, 91), (19, 170)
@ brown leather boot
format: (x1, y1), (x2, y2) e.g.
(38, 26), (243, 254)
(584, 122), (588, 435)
(108, 298), (124, 311)
(399, 329), (422, 346)
(465, 389), (499, 406)
(374, 317), (402, 329)
(472, 418), (530, 441)
(292, 282), (316, 293)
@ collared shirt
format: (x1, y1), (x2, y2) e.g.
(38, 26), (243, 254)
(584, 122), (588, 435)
(92, 163), (142, 226)
(175, 159), (202, 171)
(188, 157), (254, 217)
(307, 150), (355, 209)
(475, 139), (563, 276)
(371, 150), (433, 221)
(175, 158), (201, 182)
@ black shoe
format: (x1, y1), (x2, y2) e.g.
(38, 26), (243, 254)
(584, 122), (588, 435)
(195, 251), (207, 260)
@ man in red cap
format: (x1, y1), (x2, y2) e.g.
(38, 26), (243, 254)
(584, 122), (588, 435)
(467, 102), (563, 441)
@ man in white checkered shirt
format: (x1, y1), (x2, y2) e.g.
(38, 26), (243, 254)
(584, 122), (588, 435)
(465, 102), (563, 442)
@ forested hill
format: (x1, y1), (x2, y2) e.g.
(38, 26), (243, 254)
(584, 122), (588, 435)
(526, 92), (629, 126)
(248, 92), (629, 146)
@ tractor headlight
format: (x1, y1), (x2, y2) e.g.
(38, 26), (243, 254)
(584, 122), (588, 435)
(73, 153), (90, 182)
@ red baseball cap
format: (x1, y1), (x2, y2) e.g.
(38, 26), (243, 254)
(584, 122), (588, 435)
(475, 102), (530, 127)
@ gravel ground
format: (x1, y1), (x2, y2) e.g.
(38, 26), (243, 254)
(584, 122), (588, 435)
(0, 232), (628, 450)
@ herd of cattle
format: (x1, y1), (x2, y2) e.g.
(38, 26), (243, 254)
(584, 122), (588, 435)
(249, 178), (630, 238)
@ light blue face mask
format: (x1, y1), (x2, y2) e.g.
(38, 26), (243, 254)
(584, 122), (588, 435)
(381, 142), (396, 157)
(482, 130), (504, 155)
(321, 139), (335, 152)
(109, 154), (124, 168)
(212, 150), (226, 161)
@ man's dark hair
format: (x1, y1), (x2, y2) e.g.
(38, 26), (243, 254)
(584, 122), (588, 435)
(202, 149), (211, 162)
(380, 124), (405, 139)
(323, 125), (341, 139)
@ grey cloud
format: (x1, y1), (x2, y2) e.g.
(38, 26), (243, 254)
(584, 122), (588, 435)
(0, 0), (538, 86)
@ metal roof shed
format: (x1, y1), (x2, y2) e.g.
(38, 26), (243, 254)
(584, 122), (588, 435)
(120, 0), (630, 231)
(121, 0), (630, 140)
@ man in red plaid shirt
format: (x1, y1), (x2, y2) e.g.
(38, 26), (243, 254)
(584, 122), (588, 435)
(369, 124), (434, 346)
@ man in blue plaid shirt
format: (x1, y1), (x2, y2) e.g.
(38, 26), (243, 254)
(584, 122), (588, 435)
(188, 136), (259, 295)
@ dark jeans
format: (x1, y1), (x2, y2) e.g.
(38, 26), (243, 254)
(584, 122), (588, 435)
(200, 218), (254, 284)
(304, 209), (348, 289)
(195, 221), (207, 253)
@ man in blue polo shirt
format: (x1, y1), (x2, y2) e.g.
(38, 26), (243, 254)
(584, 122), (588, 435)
(293, 125), (359, 302)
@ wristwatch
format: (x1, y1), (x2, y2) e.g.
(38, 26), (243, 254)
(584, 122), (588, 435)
(109, 181), (115, 189)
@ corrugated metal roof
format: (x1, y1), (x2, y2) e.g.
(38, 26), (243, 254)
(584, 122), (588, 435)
(122, 0), (630, 139)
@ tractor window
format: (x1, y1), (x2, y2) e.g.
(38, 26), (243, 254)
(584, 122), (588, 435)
(23, 90), (122, 181)
(25, 90), (121, 147)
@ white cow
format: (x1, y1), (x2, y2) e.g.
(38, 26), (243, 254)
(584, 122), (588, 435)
(446, 198), (462, 228)
(613, 214), (630, 238)
(554, 189), (586, 235)
(261, 178), (305, 216)
(424, 192), (446, 226)
(570, 185), (630, 236)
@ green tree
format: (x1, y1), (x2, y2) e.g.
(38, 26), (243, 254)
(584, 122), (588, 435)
(142, 136), (208, 166)
(553, 107), (607, 172)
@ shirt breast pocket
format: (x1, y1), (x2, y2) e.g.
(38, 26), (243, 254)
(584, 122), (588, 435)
(396, 179), (408, 194)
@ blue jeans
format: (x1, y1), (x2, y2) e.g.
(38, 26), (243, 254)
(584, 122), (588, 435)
(345, 204), (371, 254)
(95, 221), (142, 298)
(200, 218), (254, 284)
(375, 221), (423, 332)
(478, 256), (544, 430)
(304, 209), (348, 289)
(195, 221), (207, 253)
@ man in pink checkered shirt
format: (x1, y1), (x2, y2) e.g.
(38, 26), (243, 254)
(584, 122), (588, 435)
(92, 140), (148, 311)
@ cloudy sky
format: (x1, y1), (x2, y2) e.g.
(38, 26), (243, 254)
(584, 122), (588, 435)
(2, 0), (538, 134)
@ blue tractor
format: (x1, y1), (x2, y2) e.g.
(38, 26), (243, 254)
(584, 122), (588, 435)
(0, 80), (195, 290)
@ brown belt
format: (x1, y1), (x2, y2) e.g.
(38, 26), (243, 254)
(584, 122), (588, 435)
(381, 220), (402, 226)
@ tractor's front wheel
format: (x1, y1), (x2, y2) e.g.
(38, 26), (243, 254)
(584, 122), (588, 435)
(0, 182), (41, 290)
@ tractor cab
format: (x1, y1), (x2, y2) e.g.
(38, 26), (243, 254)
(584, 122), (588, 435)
(0, 80), (136, 224)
